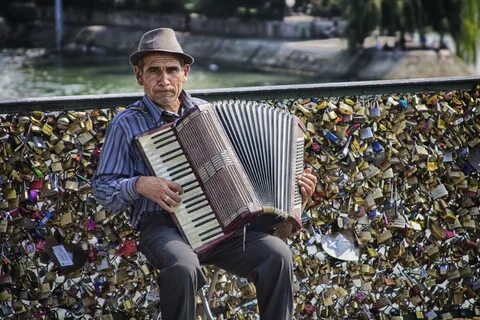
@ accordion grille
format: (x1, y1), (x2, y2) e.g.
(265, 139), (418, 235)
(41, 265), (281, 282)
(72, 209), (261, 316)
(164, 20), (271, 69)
(213, 100), (302, 217)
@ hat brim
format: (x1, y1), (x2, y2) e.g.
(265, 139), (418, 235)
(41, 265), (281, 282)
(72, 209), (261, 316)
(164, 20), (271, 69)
(129, 50), (194, 66)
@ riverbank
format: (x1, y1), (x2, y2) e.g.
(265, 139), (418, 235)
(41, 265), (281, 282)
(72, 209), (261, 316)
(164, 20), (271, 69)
(62, 26), (475, 81)
(1, 5), (475, 81)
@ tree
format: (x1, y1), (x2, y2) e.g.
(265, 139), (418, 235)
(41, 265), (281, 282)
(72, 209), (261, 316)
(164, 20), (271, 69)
(453, 0), (479, 64)
(342, 0), (479, 64)
(342, 0), (381, 51)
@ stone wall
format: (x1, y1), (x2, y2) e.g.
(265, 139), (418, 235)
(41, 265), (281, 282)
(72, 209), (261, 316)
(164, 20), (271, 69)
(35, 6), (340, 40)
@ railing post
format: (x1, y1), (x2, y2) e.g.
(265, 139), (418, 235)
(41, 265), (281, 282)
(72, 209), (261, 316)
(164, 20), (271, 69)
(55, 0), (63, 51)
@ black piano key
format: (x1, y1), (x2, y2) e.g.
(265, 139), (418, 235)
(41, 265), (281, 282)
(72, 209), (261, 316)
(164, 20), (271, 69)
(158, 147), (181, 157)
(163, 151), (184, 163)
(183, 193), (205, 205)
(151, 129), (173, 140)
(170, 166), (192, 177)
(183, 185), (199, 194)
(151, 160), (188, 176)
(188, 202), (208, 212)
(152, 134), (174, 145)
(191, 211), (214, 223)
(193, 217), (216, 228)
(200, 229), (223, 240)
(154, 138), (178, 150)
(185, 197), (207, 209)
(182, 180), (198, 190)
(172, 170), (193, 180)
(166, 160), (189, 171)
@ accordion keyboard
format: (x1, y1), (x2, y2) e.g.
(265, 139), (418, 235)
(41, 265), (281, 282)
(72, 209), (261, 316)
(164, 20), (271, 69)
(137, 127), (224, 250)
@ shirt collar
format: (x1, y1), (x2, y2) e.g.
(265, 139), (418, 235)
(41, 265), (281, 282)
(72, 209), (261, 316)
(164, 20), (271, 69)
(142, 91), (195, 124)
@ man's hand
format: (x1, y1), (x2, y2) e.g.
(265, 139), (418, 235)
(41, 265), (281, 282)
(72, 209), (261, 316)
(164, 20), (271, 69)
(296, 167), (317, 203)
(136, 176), (183, 213)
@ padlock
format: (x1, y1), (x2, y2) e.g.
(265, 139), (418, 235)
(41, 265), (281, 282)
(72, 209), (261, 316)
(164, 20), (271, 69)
(426, 155), (438, 171)
(65, 179), (79, 191)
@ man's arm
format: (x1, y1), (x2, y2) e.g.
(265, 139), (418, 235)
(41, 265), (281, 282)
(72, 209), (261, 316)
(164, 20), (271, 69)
(92, 121), (183, 214)
(91, 123), (140, 213)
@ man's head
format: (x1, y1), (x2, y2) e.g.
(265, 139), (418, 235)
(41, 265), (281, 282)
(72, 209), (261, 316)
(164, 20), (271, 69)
(130, 28), (193, 111)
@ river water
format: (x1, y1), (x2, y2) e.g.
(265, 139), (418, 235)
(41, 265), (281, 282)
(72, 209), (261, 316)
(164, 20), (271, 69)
(0, 48), (321, 100)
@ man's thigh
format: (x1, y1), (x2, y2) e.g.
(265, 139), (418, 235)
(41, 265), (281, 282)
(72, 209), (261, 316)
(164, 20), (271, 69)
(139, 215), (199, 269)
(200, 231), (292, 278)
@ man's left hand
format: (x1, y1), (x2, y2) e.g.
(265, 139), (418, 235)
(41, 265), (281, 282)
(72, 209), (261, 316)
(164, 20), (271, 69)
(296, 167), (317, 203)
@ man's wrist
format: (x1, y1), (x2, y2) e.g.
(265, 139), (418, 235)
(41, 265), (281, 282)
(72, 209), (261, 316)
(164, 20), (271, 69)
(120, 176), (141, 201)
(135, 176), (145, 196)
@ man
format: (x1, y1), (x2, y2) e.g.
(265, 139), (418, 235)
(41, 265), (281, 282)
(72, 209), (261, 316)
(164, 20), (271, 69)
(92, 28), (317, 320)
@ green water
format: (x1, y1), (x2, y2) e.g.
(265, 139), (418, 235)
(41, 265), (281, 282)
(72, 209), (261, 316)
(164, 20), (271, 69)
(0, 48), (319, 100)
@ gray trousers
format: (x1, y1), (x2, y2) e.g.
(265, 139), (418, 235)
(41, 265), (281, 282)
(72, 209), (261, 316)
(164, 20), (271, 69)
(138, 214), (293, 320)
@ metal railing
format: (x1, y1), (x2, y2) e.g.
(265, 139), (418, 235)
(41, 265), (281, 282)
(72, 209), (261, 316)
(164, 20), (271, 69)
(0, 76), (479, 113)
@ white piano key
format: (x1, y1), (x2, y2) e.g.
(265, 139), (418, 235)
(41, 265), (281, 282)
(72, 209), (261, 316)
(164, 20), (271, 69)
(183, 222), (222, 248)
(173, 173), (197, 186)
(175, 206), (212, 225)
(152, 135), (177, 146)
(199, 226), (224, 241)
(149, 153), (186, 171)
(174, 204), (211, 222)
(181, 188), (202, 201)
(183, 193), (205, 205)
(182, 180), (200, 192)
(171, 168), (193, 180)
(183, 219), (219, 234)
(167, 163), (192, 177)
(156, 142), (181, 154)
(179, 215), (216, 233)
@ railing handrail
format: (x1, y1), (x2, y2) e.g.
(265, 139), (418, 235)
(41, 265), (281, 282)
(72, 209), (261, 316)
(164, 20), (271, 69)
(1, 76), (479, 113)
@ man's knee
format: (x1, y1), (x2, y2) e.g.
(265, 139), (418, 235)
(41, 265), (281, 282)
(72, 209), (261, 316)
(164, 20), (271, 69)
(167, 261), (201, 279)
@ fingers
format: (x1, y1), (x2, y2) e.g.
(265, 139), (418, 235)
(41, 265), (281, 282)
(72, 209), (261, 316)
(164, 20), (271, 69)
(167, 180), (183, 194)
(297, 174), (316, 192)
(136, 176), (183, 213)
(157, 191), (181, 213)
(159, 184), (182, 212)
(297, 178), (314, 197)
(164, 189), (182, 205)
(300, 186), (308, 199)
(296, 168), (317, 199)
(158, 198), (175, 213)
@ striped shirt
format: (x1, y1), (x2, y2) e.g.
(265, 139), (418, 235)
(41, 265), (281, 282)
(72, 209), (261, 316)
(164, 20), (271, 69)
(91, 91), (207, 229)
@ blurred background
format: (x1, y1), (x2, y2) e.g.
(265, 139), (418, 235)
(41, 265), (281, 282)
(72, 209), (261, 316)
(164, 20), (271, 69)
(0, 0), (479, 99)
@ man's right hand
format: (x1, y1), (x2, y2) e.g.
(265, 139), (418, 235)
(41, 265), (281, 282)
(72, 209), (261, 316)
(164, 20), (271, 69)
(135, 176), (183, 213)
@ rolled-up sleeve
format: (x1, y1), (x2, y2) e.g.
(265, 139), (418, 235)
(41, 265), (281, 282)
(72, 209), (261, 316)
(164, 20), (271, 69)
(91, 122), (140, 212)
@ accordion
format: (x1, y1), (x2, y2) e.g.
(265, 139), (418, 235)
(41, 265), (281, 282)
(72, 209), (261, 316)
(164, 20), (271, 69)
(135, 101), (305, 253)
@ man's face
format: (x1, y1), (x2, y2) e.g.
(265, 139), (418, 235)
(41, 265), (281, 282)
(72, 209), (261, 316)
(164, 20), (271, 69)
(134, 53), (190, 111)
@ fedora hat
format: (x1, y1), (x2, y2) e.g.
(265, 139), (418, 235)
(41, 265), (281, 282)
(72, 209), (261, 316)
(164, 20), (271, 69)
(129, 28), (194, 66)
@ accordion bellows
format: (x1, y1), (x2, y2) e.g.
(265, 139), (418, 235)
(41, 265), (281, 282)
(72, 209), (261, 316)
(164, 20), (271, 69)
(136, 101), (305, 253)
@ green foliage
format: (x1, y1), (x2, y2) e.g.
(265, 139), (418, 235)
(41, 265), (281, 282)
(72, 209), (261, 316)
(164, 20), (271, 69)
(341, 0), (479, 63)
(307, 0), (344, 17)
(343, 0), (381, 51)
(456, 0), (480, 64)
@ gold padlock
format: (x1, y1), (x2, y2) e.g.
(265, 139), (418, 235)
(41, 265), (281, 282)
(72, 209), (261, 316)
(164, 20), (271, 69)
(5, 188), (17, 200)
(60, 212), (73, 227)
(426, 155), (438, 171)
(65, 180), (79, 191)
(41, 123), (53, 136)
